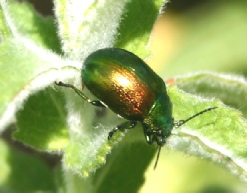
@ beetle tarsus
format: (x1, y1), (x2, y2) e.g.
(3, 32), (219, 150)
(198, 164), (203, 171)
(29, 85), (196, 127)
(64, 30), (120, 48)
(54, 81), (63, 86)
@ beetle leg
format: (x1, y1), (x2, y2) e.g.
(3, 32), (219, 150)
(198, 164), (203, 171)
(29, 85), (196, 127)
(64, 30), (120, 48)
(108, 121), (137, 140)
(55, 81), (106, 107)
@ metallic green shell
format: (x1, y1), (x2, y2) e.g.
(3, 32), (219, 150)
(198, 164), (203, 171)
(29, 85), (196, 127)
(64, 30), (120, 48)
(82, 48), (171, 123)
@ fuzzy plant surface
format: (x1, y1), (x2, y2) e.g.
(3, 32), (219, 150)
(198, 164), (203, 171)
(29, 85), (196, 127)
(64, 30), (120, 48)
(0, 0), (247, 192)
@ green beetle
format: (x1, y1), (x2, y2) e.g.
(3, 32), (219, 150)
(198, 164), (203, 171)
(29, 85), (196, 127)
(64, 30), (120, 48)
(56, 48), (216, 168)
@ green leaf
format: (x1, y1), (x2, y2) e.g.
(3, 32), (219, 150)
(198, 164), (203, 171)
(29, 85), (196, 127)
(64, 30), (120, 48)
(9, 1), (61, 52)
(115, 0), (165, 58)
(54, 0), (131, 60)
(0, 139), (56, 192)
(54, 0), (165, 60)
(14, 87), (68, 151)
(0, 0), (60, 52)
(0, 0), (12, 39)
(93, 140), (156, 193)
(60, 129), (156, 193)
(0, 37), (80, 133)
(175, 72), (247, 116)
(166, 85), (247, 182)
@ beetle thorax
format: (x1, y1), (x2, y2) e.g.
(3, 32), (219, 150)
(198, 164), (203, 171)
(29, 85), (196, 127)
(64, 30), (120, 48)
(142, 94), (173, 145)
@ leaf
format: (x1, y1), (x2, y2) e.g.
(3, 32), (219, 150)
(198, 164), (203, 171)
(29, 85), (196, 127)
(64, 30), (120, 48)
(166, 84), (247, 183)
(115, 0), (165, 58)
(0, 0), (60, 51)
(54, 0), (131, 60)
(93, 141), (156, 193)
(175, 72), (247, 116)
(8, 1), (61, 52)
(0, 0), (12, 39)
(0, 37), (80, 133)
(0, 139), (56, 192)
(0, 0), (81, 134)
(14, 87), (69, 151)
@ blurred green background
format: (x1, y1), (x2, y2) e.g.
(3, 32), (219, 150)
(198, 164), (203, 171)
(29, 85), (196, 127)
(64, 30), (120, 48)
(13, 0), (247, 192)
(148, 1), (247, 77)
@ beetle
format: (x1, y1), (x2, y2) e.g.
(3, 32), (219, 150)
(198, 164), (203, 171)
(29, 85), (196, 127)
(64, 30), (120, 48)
(55, 48), (217, 168)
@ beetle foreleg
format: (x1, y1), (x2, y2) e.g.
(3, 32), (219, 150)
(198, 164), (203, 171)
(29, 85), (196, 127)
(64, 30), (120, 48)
(108, 121), (137, 140)
(55, 81), (106, 107)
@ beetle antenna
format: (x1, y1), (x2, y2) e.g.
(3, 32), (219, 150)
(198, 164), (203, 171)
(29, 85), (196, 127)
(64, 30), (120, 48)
(153, 146), (162, 170)
(175, 107), (218, 127)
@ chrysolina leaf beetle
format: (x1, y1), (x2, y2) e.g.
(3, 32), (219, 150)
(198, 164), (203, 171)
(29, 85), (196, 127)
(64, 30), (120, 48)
(55, 48), (217, 169)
